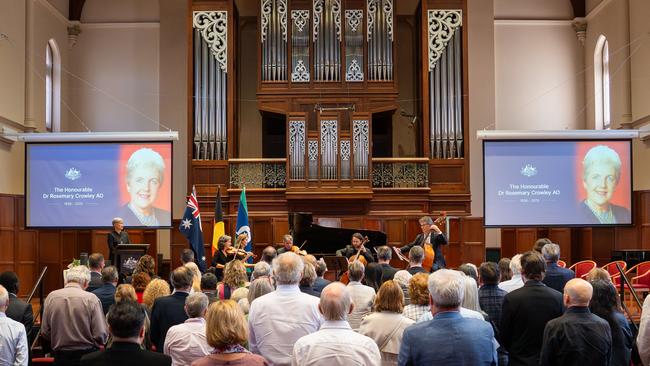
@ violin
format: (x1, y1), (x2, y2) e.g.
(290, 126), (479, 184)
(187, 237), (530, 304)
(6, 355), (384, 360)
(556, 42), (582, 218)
(290, 240), (308, 256)
(225, 247), (256, 259)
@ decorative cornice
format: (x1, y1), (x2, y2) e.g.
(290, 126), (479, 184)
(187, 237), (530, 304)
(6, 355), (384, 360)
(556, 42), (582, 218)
(427, 9), (462, 71)
(193, 11), (228, 72)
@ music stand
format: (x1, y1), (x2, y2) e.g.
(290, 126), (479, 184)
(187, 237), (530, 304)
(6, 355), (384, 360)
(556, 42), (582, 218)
(115, 244), (150, 275)
(323, 256), (349, 280)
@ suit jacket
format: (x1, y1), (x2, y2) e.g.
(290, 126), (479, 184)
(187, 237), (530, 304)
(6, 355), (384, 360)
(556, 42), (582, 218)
(107, 230), (130, 264)
(87, 271), (103, 292)
(6, 293), (33, 335)
(81, 341), (171, 366)
(542, 262), (575, 293)
(400, 232), (448, 270)
(150, 292), (189, 352)
(92, 283), (117, 315)
(313, 277), (331, 294)
(379, 263), (398, 284)
(500, 280), (564, 366)
(398, 311), (496, 365)
(335, 245), (375, 264)
(579, 201), (630, 224)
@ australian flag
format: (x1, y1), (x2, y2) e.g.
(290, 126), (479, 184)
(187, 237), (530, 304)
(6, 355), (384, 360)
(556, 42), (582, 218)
(180, 186), (206, 272)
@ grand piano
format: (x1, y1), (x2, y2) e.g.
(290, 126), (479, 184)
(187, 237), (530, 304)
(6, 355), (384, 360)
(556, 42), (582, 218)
(289, 212), (388, 258)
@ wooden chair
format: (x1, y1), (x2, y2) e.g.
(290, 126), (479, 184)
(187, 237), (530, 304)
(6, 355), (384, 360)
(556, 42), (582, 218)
(613, 261), (650, 286)
(557, 260), (567, 268)
(568, 260), (597, 279)
(602, 260), (627, 279)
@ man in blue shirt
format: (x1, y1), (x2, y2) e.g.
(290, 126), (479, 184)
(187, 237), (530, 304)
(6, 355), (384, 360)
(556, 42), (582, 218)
(398, 269), (496, 366)
(541, 243), (575, 293)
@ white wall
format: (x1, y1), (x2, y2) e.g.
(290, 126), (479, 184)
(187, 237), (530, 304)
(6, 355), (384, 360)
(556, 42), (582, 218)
(0, 0), (26, 125)
(494, 0), (574, 20)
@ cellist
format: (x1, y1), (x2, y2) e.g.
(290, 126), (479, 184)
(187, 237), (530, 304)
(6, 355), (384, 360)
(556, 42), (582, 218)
(400, 216), (447, 271)
(336, 233), (374, 263)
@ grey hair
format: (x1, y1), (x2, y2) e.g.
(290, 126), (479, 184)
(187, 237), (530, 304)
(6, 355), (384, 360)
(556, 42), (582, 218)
(320, 282), (352, 321)
(65, 265), (91, 285)
(217, 235), (232, 249)
(393, 270), (413, 287)
(541, 243), (560, 262)
(126, 148), (165, 184)
(231, 287), (250, 304)
(301, 262), (317, 287)
(377, 246), (392, 261)
(419, 216), (434, 225)
(112, 217), (124, 226)
(582, 145), (622, 182)
(272, 252), (304, 285)
(252, 261), (271, 279)
(428, 269), (464, 308)
(282, 234), (293, 243)
(101, 266), (119, 283)
(184, 292), (209, 318)
(460, 275), (481, 312)
(248, 277), (274, 304)
(510, 254), (523, 275)
(348, 261), (365, 282)
(409, 246), (424, 264)
(0, 285), (8, 307)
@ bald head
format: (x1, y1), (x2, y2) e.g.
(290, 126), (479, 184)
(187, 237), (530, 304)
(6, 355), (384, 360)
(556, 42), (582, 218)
(319, 282), (353, 321)
(563, 278), (593, 307)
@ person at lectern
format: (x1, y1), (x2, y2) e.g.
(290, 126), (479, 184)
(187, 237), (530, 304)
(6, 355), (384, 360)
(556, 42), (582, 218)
(121, 147), (170, 227)
(108, 217), (130, 265)
(579, 145), (630, 224)
(400, 216), (448, 271)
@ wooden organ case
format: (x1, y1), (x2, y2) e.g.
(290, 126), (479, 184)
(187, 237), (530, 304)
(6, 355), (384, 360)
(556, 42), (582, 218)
(184, 0), (480, 267)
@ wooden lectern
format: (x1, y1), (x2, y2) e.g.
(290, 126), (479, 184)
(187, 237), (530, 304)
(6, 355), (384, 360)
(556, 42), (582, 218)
(115, 244), (150, 275)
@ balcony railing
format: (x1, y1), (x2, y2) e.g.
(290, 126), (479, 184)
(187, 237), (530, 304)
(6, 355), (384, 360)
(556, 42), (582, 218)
(372, 158), (429, 188)
(229, 158), (286, 189)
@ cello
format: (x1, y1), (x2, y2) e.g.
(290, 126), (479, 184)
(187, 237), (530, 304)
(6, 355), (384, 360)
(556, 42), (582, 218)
(421, 213), (447, 271)
(339, 236), (369, 284)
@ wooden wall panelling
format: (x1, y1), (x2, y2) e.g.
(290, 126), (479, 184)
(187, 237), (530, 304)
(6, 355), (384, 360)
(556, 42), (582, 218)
(39, 230), (62, 295)
(444, 218), (461, 268)
(547, 228), (571, 264)
(515, 229), (537, 254)
(272, 217), (289, 245)
(500, 229), (516, 259)
(16, 230), (38, 296)
(460, 217), (486, 266)
(384, 219), (404, 246)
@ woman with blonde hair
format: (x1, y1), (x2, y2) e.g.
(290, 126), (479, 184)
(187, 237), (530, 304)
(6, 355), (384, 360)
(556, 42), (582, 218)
(185, 261), (202, 293)
(217, 260), (249, 300)
(192, 300), (269, 366)
(142, 278), (171, 312)
(586, 267), (612, 283)
(359, 280), (415, 365)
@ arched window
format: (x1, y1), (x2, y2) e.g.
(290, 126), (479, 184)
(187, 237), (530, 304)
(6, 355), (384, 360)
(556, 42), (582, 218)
(45, 39), (61, 132)
(594, 35), (610, 130)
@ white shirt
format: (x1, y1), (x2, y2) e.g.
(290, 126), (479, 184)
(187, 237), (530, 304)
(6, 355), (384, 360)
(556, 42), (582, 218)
(347, 281), (376, 330)
(498, 273), (524, 293)
(638, 296), (650, 366)
(249, 284), (323, 366)
(164, 317), (214, 366)
(291, 320), (381, 366)
(0, 312), (28, 366)
(417, 307), (485, 322)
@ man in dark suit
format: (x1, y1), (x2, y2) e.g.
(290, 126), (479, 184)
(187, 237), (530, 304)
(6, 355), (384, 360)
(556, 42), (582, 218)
(150, 266), (192, 352)
(376, 246), (398, 284)
(500, 251), (564, 366)
(400, 216), (448, 271)
(92, 266), (118, 315)
(406, 246), (427, 275)
(81, 300), (171, 366)
(312, 260), (331, 294)
(200, 273), (218, 304)
(0, 271), (34, 336)
(87, 253), (105, 292)
(541, 243), (575, 293)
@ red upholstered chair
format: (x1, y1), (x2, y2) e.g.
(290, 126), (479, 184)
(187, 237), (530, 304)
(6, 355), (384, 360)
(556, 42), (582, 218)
(602, 260), (627, 278)
(557, 260), (567, 268)
(613, 261), (650, 286)
(569, 260), (597, 279)
(31, 358), (55, 364)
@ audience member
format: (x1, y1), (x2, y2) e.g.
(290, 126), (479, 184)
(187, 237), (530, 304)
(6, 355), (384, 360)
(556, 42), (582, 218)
(406, 246), (427, 275)
(41, 265), (108, 365)
(458, 263), (478, 283)
(377, 246), (398, 284)
(192, 300), (269, 366)
(292, 283), (381, 366)
(398, 269), (496, 365)
(393, 270), (412, 305)
(403, 273), (430, 322)
(360, 280), (414, 365)
(586, 267), (612, 283)
(217, 260), (248, 299)
(93, 265), (119, 315)
(240, 277), (275, 316)
(164, 293), (214, 365)
(498, 254), (524, 293)
(181, 249), (195, 265)
(364, 262), (383, 291)
(500, 251), (563, 366)
(590, 280), (632, 366)
(81, 300), (171, 366)
(114, 284), (152, 350)
(498, 258), (512, 282)
(298, 262), (320, 297)
(346, 261), (376, 330)
(460, 275), (485, 317)
(260, 246), (277, 265)
(143, 278), (171, 312)
(250, 262), (271, 282)
(185, 262), (202, 293)
(87, 253), (105, 292)
(150, 266), (193, 352)
(248, 252), (323, 365)
(478, 262), (507, 326)
(0, 271), (34, 336)
(541, 243), (575, 292)
(532, 238), (552, 254)
(0, 285), (28, 366)
(201, 273), (219, 303)
(638, 293), (650, 366)
(133, 254), (157, 279)
(540, 279), (611, 366)
(132, 272), (152, 303)
(313, 259), (331, 294)
(231, 287), (249, 308)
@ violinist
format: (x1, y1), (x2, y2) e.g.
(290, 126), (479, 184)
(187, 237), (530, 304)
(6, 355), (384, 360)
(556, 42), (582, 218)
(276, 234), (294, 255)
(211, 234), (253, 279)
(400, 216), (447, 271)
(336, 233), (374, 263)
